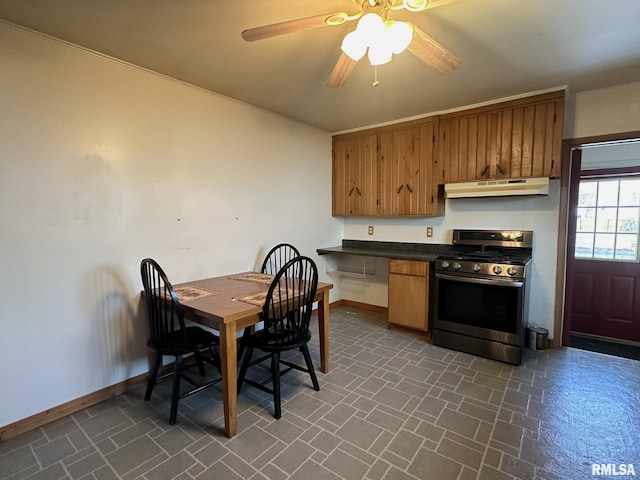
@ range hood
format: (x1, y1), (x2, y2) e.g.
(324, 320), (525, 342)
(445, 177), (550, 198)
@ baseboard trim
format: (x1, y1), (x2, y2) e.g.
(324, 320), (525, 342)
(338, 299), (388, 314)
(0, 372), (148, 442)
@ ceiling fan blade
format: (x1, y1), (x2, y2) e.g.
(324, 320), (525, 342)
(326, 52), (358, 88)
(406, 25), (461, 74)
(242, 13), (340, 42)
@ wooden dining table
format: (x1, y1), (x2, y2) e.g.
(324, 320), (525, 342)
(165, 271), (333, 437)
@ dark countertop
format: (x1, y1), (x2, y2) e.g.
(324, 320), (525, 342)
(317, 240), (457, 262)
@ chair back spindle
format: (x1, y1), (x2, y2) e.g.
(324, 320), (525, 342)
(140, 259), (187, 350)
(260, 243), (300, 275)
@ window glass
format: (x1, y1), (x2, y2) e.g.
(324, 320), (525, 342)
(578, 182), (597, 207)
(575, 233), (594, 258)
(620, 179), (640, 206)
(576, 208), (595, 232)
(595, 207), (618, 233)
(618, 207), (638, 233)
(575, 177), (639, 262)
(616, 234), (638, 260)
(593, 233), (615, 259)
(598, 181), (619, 206)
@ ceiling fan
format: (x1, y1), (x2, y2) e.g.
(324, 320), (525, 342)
(241, 0), (461, 88)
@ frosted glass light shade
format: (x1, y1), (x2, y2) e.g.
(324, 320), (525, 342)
(357, 13), (385, 44)
(341, 31), (367, 61)
(384, 20), (414, 54)
(368, 42), (392, 65)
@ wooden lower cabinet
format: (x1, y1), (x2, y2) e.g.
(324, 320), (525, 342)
(388, 259), (430, 333)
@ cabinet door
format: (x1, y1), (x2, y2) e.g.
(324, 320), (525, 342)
(490, 99), (564, 179)
(332, 132), (378, 216)
(440, 91), (565, 182)
(440, 114), (492, 183)
(379, 119), (438, 216)
(388, 260), (429, 332)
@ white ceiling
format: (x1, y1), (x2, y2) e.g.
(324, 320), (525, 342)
(1, 0), (640, 133)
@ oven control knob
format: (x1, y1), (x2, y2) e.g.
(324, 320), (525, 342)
(493, 265), (503, 275)
(441, 261), (450, 269)
(453, 262), (462, 270)
(473, 263), (482, 272)
(507, 267), (518, 276)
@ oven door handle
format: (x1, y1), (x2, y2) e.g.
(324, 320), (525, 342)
(436, 273), (523, 288)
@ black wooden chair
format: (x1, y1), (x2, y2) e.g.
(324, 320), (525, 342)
(260, 243), (300, 275)
(140, 258), (221, 425)
(238, 243), (302, 361)
(237, 256), (320, 419)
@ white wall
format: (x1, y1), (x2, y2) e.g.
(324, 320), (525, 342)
(0, 23), (341, 427)
(341, 182), (561, 336)
(570, 81), (640, 138)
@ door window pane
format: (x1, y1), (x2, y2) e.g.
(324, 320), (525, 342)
(618, 207), (638, 233)
(595, 207), (618, 232)
(598, 181), (619, 206)
(616, 234), (638, 260)
(576, 208), (595, 232)
(619, 179), (640, 206)
(574, 176), (639, 262)
(575, 233), (594, 258)
(593, 233), (615, 259)
(578, 182), (597, 207)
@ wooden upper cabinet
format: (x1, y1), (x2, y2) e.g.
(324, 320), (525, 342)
(332, 131), (378, 216)
(440, 90), (565, 183)
(378, 118), (440, 216)
(440, 113), (492, 183)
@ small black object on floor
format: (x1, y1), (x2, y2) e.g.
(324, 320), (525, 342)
(570, 334), (640, 361)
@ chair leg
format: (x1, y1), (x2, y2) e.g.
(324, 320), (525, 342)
(237, 328), (251, 364)
(209, 345), (222, 373)
(193, 349), (206, 376)
(145, 352), (163, 401)
(169, 355), (183, 425)
(300, 345), (320, 391)
(237, 346), (253, 394)
(271, 352), (282, 420)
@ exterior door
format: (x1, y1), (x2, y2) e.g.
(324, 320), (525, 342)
(568, 162), (640, 342)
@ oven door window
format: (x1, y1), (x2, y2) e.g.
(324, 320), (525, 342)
(437, 278), (520, 334)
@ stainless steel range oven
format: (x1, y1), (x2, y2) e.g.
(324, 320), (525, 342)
(432, 229), (533, 365)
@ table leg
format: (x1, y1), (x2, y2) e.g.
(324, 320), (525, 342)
(318, 291), (330, 373)
(220, 321), (237, 437)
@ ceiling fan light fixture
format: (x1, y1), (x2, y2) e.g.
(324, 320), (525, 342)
(341, 31), (367, 61)
(402, 0), (429, 12)
(368, 42), (393, 66)
(384, 20), (414, 54)
(356, 12), (385, 44)
(325, 12), (349, 26)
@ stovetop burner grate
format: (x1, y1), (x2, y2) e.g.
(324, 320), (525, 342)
(438, 250), (531, 265)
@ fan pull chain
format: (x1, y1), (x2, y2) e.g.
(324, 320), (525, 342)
(373, 65), (380, 87)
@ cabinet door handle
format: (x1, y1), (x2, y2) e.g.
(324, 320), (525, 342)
(405, 184), (413, 193)
(497, 165), (505, 176)
(356, 187), (362, 196)
(348, 187), (355, 196)
(481, 166), (489, 177)
(397, 184), (404, 194)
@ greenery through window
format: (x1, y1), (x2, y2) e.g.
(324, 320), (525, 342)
(575, 177), (640, 261)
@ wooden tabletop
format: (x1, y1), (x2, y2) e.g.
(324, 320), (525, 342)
(174, 272), (333, 330)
